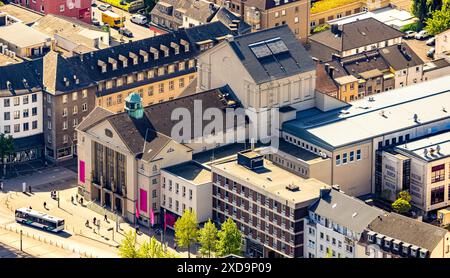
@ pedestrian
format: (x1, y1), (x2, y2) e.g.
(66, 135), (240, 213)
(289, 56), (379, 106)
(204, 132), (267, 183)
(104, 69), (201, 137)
(43, 201), (47, 209)
(76, 195), (79, 203)
(135, 225), (140, 234)
(71, 196), (74, 204)
(80, 197), (83, 205)
(93, 217), (97, 225)
(85, 220), (89, 227)
(29, 206), (32, 210)
(104, 214), (108, 222)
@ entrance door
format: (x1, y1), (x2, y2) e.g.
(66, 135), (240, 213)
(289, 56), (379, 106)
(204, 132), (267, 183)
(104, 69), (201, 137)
(104, 192), (111, 209)
(115, 197), (122, 215)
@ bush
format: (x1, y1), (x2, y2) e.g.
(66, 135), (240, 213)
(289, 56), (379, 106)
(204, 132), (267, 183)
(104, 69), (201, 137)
(312, 24), (331, 34)
(400, 21), (423, 32)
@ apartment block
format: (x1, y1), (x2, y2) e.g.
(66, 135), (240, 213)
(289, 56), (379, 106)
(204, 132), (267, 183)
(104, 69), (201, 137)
(359, 213), (450, 258)
(211, 150), (330, 258)
(305, 186), (384, 258)
(13, 0), (92, 23)
(161, 161), (213, 227)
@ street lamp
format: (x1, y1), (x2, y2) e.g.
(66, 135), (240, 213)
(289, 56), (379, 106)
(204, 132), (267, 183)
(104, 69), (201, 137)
(57, 191), (60, 208)
(20, 230), (23, 251)
(108, 227), (114, 241)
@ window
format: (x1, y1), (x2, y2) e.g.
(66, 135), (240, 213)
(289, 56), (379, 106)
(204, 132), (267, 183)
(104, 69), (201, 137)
(63, 121), (68, 130)
(72, 92), (78, 101)
(82, 103), (88, 112)
(148, 86), (154, 96)
(294, 16), (299, 23)
(346, 245), (353, 253)
(82, 90), (88, 98)
(179, 62), (185, 71)
(179, 78), (185, 88)
(189, 189), (193, 200)
(336, 155), (341, 166)
(356, 150), (361, 160)
(13, 97), (20, 106)
(23, 109), (29, 118)
(183, 186), (186, 197)
(343, 153), (348, 164)
(320, 232), (324, 239)
(32, 121), (38, 129)
(13, 111), (20, 120)
(4, 125), (10, 134)
(23, 122), (29, 131)
(73, 118), (78, 127)
(169, 80), (175, 91)
(349, 151), (354, 162)
(159, 83), (164, 93)
(431, 164), (445, 183)
(4, 99), (10, 107)
(32, 94), (37, 102)
(188, 60), (195, 69)
(14, 124), (20, 133)
(73, 106), (78, 115)
(431, 185), (445, 205)
(3, 112), (9, 121)
(23, 95), (29, 104)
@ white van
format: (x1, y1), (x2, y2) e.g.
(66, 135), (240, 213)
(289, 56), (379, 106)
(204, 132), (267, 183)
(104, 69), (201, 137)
(130, 14), (148, 25)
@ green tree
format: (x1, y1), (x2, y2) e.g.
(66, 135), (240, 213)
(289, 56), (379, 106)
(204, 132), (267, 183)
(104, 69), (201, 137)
(118, 230), (139, 258)
(198, 219), (218, 258)
(392, 198), (412, 214)
(412, 0), (429, 27)
(137, 236), (167, 258)
(174, 210), (198, 258)
(426, 8), (450, 35)
(216, 218), (242, 257)
(398, 191), (412, 203)
(0, 133), (13, 178)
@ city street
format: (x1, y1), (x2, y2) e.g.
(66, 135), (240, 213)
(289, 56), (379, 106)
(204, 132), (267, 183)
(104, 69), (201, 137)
(0, 164), (192, 258)
(91, 1), (156, 44)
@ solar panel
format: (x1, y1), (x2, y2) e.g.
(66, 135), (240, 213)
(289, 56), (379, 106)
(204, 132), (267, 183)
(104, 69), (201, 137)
(250, 44), (272, 59)
(266, 39), (289, 55)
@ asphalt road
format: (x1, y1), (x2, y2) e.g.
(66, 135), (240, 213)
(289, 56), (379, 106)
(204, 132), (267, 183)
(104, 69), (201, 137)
(91, 1), (155, 44)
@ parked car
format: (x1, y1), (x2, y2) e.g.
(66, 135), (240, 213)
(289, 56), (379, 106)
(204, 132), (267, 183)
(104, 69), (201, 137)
(403, 30), (417, 39)
(426, 37), (435, 46)
(415, 30), (430, 40)
(427, 47), (435, 58)
(98, 3), (112, 11)
(119, 28), (133, 38)
(92, 18), (100, 26)
(130, 14), (148, 25)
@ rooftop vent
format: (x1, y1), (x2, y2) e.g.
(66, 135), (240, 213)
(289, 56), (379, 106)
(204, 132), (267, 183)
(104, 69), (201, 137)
(286, 183), (300, 192)
(436, 144), (441, 154)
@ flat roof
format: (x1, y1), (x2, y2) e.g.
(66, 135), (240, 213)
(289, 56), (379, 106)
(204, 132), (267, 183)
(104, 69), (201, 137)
(0, 23), (51, 47)
(334, 75), (358, 85)
(163, 161), (212, 186)
(395, 131), (450, 162)
(327, 7), (417, 29)
(0, 53), (22, 66)
(283, 75), (450, 150)
(0, 4), (43, 25)
(212, 158), (328, 207)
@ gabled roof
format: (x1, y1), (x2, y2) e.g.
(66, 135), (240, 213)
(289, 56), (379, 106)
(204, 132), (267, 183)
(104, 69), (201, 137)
(0, 58), (43, 97)
(309, 188), (384, 233)
(310, 18), (404, 52)
(151, 0), (218, 24)
(212, 6), (251, 34)
(367, 213), (448, 251)
(228, 25), (315, 84)
(379, 43), (423, 70)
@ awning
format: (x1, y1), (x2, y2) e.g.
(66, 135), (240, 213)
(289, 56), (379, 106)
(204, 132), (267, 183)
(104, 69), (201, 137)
(12, 134), (44, 152)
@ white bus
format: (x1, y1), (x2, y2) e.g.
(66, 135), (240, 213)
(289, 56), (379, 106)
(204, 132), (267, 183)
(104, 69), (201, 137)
(15, 208), (65, 233)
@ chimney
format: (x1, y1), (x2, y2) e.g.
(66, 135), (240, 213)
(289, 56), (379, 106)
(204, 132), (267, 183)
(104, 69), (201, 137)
(150, 47), (159, 60)
(139, 50), (149, 63)
(129, 52), (138, 65)
(118, 54), (128, 68)
(320, 187), (331, 198)
(180, 39), (189, 52)
(108, 57), (117, 70)
(170, 42), (180, 55)
(160, 44), (170, 57)
(73, 75), (79, 85)
(331, 24), (341, 36)
(63, 77), (70, 87)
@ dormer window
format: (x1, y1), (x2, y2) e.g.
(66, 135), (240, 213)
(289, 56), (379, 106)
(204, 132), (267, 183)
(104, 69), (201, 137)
(129, 52), (138, 65)
(150, 47), (159, 60)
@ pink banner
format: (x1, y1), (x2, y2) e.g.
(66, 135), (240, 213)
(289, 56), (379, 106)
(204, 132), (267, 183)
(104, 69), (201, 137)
(139, 189), (148, 213)
(79, 160), (85, 183)
(136, 200), (140, 219)
(150, 208), (155, 226)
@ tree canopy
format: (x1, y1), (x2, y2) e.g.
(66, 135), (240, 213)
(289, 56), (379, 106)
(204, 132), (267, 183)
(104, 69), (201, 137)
(198, 219), (218, 258)
(174, 210), (198, 258)
(216, 218), (242, 257)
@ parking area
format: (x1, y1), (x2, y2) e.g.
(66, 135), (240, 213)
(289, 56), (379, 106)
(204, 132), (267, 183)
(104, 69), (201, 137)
(91, 0), (155, 43)
(404, 37), (435, 62)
